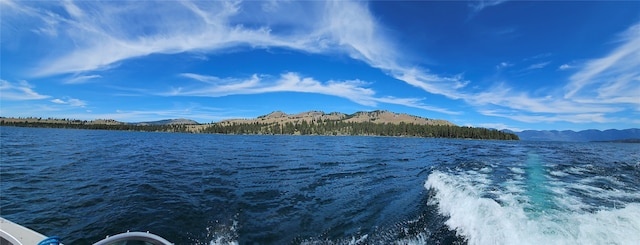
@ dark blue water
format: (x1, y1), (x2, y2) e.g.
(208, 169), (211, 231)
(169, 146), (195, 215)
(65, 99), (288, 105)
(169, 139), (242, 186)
(1, 127), (639, 245)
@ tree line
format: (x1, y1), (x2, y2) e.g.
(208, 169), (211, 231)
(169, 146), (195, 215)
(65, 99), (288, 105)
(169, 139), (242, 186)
(201, 120), (519, 140)
(1, 118), (519, 140)
(0, 119), (190, 133)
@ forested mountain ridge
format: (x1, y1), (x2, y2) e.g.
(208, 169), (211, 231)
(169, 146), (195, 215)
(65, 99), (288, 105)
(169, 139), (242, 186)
(220, 110), (454, 126)
(0, 110), (519, 140)
(203, 110), (517, 140)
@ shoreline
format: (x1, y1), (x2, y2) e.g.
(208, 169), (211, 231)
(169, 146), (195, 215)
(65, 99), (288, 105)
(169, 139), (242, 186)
(0, 119), (520, 140)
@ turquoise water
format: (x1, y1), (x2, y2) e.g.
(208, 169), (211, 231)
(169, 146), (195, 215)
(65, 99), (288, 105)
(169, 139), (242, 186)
(524, 153), (556, 215)
(1, 126), (639, 244)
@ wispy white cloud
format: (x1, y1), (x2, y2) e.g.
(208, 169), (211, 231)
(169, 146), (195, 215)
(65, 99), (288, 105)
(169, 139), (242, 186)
(21, 1), (262, 76)
(315, 1), (471, 100)
(496, 61), (512, 70)
(174, 72), (375, 105)
(66, 74), (102, 84)
(523, 53), (552, 61)
(23, 0), (342, 77)
(464, 22), (640, 124)
(558, 64), (573, 70)
(31, 11), (61, 37)
(468, 83), (620, 114)
(0, 80), (50, 100)
(469, 0), (510, 13)
(525, 61), (551, 70)
(373, 96), (461, 115)
(66, 98), (87, 107)
(14, 0), (466, 107)
(175, 72), (459, 115)
(484, 110), (640, 127)
(50, 97), (87, 107)
(479, 110), (613, 124)
(61, 0), (83, 18)
(391, 68), (468, 100)
(50, 98), (65, 104)
(318, 1), (396, 68)
(565, 23), (640, 103)
(179, 73), (261, 89)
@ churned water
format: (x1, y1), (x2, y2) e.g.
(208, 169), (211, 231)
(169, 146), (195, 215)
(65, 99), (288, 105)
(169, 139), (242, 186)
(1, 127), (639, 244)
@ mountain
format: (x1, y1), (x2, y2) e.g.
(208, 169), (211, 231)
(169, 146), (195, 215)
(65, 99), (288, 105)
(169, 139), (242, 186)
(220, 110), (455, 126)
(132, 118), (199, 125)
(205, 110), (518, 140)
(0, 112), (519, 140)
(513, 128), (640, 142)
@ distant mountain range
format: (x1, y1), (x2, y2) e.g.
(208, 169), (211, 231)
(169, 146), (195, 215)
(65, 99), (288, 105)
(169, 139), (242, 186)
(509, 128), (640, 142)
(132, 118), (199, 126)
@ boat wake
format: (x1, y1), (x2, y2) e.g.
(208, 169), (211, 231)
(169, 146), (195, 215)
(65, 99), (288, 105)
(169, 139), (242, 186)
(425, 167), (640, 245)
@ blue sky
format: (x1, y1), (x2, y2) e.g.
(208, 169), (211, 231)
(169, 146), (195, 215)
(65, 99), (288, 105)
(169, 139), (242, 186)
(1, 0), (639, 131)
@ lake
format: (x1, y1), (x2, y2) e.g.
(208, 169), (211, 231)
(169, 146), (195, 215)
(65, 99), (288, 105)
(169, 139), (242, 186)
(1, 126), (639, 244)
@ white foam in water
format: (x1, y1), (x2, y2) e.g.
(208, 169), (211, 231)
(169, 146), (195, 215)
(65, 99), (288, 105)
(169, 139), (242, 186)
(300, 234), (371, 245)
(549, 170), (568, 177)
(425, 171), (640, 245)
(347, 234), (368, 245)
(200, 219), (238, 245)
(509, 167), (525, 175)
(394, 232), (428, 245)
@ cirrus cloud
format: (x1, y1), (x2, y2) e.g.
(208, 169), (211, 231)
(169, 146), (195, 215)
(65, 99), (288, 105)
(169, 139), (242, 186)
(564, 23), (640, 104)
(173, 72), (460, 115)
(50, 97), (87, 107)
(0, 80), (50, 100)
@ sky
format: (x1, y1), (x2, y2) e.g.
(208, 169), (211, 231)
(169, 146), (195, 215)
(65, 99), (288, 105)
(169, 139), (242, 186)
(1, 0), (639, 131)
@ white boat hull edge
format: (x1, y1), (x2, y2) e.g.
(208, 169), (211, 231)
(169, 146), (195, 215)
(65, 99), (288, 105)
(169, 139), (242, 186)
(0, 217), (48, 245)
(1, 217), (173, 245)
